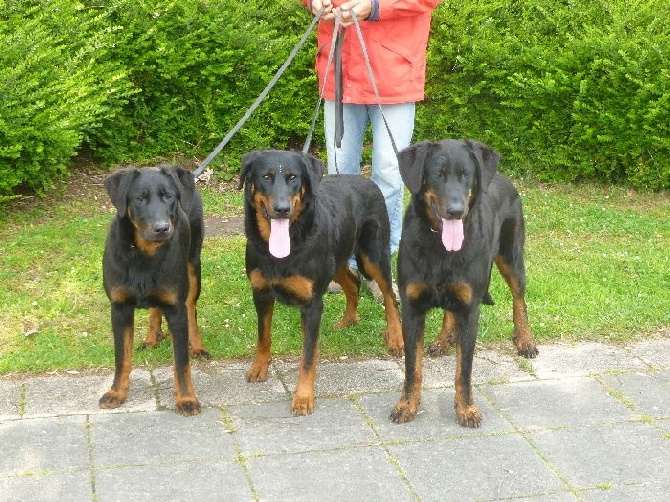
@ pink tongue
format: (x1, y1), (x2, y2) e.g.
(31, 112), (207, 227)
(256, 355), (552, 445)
(269, 218), (291, 258)
(441, 218), (464, 252)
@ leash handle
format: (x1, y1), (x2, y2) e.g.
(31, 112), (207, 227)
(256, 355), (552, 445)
(303, 10), (400, 159)
(303, 12), (343, 155)
(194, 6), (326, 178)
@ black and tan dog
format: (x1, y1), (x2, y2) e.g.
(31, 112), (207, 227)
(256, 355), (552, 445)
(100, 165), (208, 416)
(239, 149), (403, 415)
(390, 139), (538, 427)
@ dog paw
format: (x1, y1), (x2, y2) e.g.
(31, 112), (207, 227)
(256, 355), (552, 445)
(192, 348), (211, 360)
(517, 344), (539, 359)
(334, 315), (358, 330)
(383, 330), (405, 357)
(427, 338), (452, 357)
(99, 390), (126, 409)
(291, 395), (314, 416)
(246, 357), (270, 382)
(513, 331), (539, 359)
(139, 329), (167, 350)
(390, 402), (418, 424)
(455, 405), (482, 428)
(176, 398), (201, 416)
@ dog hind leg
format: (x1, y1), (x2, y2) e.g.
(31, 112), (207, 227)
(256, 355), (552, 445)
(332, 265), (360, 329)
(494, 255), (538, 358)
(358, 254), (404, 356)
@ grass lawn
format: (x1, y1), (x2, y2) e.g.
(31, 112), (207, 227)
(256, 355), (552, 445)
(0, 169), (668, 374)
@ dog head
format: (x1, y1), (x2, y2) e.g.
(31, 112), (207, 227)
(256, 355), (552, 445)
(238, 150), (324, 258)
(397, 139), (499, 251)
(105, 165), (195, 247)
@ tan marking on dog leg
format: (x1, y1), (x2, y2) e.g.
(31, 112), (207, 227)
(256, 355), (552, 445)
(186, 263), (209, 358)
(358, 255), (403, 356)
(454, 342), (481, 427)
(391, 338), (423, 423)
(99, 325), (134, 409)
(494, 257), (538, 358)
(333, 266), (360, 329)
(173, 363), (201, 416)
(141, 307), (165, 349)
(292, 345), (318, 416)
(428, 310), (456, 356)
(246, 300), (273, 383)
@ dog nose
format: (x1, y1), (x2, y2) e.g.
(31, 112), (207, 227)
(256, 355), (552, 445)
(447, 206), (464, 219)
(273, 203), (290, 217)
(153, 221), (170, 234)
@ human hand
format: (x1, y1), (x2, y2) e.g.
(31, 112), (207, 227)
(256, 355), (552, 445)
(336, 0), (372, 27)
(310, 0), (336, 22)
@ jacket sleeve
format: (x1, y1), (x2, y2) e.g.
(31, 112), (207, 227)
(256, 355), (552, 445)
(377, 0), (441, 19)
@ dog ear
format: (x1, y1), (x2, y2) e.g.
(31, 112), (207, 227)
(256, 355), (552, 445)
(238, 151), (261, 190)
(466, 140), (499, 191)
(397, 141), (431, 194)
(301, 152), (324, 191)
(105, 167), (140, 217)
(161, 165), (195, 210)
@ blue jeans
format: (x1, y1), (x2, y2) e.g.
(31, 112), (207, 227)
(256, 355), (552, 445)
(324, 100), (415, 255)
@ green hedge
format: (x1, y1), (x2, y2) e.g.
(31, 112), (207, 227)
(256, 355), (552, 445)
(90, 0), (316, 174)
(420, 0), (670, 189)
(1, 0), (668, 200)
(0, 0), (134, 200)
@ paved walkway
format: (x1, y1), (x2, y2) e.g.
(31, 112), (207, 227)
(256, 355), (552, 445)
(1, 339), (669, 501)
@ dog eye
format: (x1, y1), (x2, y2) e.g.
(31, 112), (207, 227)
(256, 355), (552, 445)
(262, 174), (271, 181)
(288, 174), (297, 182)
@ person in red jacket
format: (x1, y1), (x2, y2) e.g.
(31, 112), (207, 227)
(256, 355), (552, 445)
(303, 0), (440, 297)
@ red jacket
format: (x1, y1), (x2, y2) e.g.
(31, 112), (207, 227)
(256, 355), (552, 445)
(303, 1), (441, 104)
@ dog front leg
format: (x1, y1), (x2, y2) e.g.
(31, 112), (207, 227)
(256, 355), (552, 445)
(391, 305), (426, 423)
(454, 308), (482, 427)
(247, 290), (274, 382)
(100, 303), (135, 409)
(292, 298), (323, 415)
(164, 304), (201, 416)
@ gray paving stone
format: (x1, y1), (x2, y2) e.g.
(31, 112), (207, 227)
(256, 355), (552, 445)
(155, 363), (288, 411)
(194, 359), (289, 406)
(531, 342), (648, 379)
(602, 370), (670, 419)
(228, 397), (376, 456)
(388, 434), (566, 500)
(94, 460), (251, 502)
(629, 339), (670, 369)
(0, 471), (91, 502)
(0, 378), (22, 420)
(247, 447), (414, 501)
(483, 376), (638, 429)
(581, 480), (670, 502)
(23, 373), (133, 417)
(529, 421), (670, 490)
(3, 340), (670, 501)
(0, 416), (89, 475)
(89, 408), (236, 467)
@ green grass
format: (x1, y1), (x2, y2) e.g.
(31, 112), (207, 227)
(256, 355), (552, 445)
(0, 176), (668, 374)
